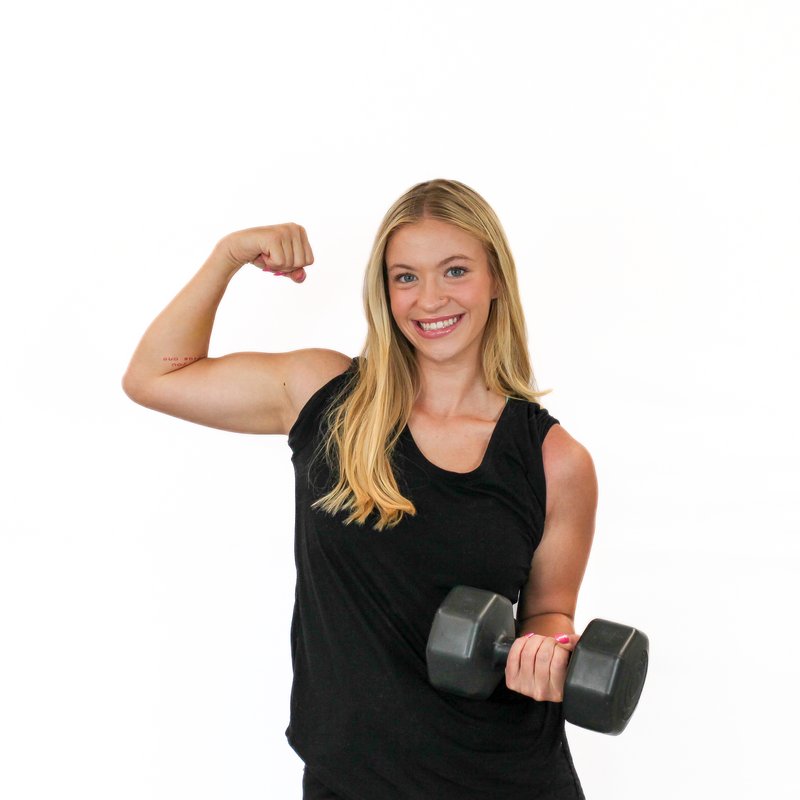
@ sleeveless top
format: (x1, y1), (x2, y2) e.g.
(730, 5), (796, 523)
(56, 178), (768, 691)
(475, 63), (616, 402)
(285, 356), (585, 799)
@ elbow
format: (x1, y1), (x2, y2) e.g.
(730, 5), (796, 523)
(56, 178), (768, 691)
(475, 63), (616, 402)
(121, 372), (146, 403)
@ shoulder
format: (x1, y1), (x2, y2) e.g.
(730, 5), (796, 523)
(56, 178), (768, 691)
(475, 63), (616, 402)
(284, 348), (354, 432)
(540, 423), (598, 519)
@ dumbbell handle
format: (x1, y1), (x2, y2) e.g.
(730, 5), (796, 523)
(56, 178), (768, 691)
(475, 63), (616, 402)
(491, 638), (515, 670)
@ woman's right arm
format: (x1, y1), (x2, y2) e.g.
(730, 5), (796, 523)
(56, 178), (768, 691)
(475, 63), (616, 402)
(120, 223), (352, 435)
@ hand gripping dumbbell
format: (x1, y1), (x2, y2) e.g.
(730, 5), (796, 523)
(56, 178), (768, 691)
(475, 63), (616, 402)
(426, 585), (649, 735)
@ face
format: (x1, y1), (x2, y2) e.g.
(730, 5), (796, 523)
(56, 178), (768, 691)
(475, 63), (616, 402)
(384, 218), (498, 363)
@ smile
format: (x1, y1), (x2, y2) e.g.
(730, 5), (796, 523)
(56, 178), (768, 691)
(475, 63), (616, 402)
(414, 314), (465, 338)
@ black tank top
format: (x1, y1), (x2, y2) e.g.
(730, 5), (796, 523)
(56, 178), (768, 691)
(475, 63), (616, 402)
(285, 357), (584, 799)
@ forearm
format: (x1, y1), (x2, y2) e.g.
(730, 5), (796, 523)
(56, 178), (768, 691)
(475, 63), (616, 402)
(121, 239), (243, 391)
(517, 613), (575, 638)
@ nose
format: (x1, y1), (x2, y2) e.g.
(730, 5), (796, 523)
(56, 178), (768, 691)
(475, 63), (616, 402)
(417, 276), (448, 312)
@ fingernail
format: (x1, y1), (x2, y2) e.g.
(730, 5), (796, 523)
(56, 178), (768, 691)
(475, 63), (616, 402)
(555, 634), (570, 644)
(525, 633), (536, 638)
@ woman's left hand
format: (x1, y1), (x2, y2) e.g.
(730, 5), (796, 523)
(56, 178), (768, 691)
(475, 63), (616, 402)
(504, 633), (581, 702)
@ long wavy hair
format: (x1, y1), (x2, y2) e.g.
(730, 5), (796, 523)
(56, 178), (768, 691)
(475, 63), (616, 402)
(309, 178), (552, 531)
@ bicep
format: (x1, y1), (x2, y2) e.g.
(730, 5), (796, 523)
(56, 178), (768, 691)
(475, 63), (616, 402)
(517, 425), (598, 623)
(124, 348), (351, 435)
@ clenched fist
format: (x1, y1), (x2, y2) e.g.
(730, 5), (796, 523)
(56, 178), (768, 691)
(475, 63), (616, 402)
(504, 632), (581, 702)
(219, 222), (314, 284)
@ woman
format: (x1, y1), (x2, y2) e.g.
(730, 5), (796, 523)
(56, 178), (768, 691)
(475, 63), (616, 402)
(122, 179), (597, 799)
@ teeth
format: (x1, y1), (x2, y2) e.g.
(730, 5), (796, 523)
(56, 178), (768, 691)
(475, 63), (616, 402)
(419, 315), (459, 331)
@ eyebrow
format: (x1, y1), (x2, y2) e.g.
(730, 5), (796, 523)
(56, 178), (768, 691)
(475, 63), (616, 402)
(387, 254), (474, 272)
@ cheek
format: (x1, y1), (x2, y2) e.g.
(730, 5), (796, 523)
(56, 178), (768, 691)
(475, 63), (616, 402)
(388, 290), (409, 317)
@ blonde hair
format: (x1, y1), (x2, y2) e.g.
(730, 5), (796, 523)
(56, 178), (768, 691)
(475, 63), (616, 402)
(309, 178), (552, 531)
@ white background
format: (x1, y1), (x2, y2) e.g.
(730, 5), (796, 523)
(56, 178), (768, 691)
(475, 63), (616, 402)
(2, 1), (798, 797)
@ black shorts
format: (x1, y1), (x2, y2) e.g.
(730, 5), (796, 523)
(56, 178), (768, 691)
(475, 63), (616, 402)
(302, 765), (343, 799)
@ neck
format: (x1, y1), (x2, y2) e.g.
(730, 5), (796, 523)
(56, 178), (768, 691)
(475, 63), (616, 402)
(413, 356), (497, 419)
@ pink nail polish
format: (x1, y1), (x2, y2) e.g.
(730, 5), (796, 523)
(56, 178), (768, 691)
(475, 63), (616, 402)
(555, 635), (570, 644)
(525, 633), (536, 638)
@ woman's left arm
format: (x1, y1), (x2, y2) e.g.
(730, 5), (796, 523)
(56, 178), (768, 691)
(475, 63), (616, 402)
(505, 425), (598, 702)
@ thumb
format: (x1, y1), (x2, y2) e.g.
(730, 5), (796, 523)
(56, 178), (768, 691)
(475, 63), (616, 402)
(554, 633), (580, 651)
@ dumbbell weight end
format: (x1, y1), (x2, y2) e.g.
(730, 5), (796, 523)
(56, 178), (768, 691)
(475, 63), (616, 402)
(562, 618), (649, 735)
(426, 588), (518, 701)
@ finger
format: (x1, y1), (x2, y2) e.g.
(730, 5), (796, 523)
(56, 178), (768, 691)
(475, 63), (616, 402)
(534, 638), (557, 701)
(299, 225), (314, 265)
(271, 266), (305, 282)
(549, 646), (571, 702)
(554, 633), (580, 651)
(271, 238), (288, 271)
(290, 227), (306, 269)
(504, 635), (530, 685)
(517, 635), (545, 698)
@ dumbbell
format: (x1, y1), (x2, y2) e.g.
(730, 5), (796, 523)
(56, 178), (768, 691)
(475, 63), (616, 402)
(426, 585), (649, 735)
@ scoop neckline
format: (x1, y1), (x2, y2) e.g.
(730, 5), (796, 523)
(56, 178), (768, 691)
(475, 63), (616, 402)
(402, 397), (513, 479)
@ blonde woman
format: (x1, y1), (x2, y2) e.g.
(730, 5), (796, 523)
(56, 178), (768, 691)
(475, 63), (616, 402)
(122, 179), (597, 799)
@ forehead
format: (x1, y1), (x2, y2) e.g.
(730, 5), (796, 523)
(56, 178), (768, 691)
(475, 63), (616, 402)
(385, 219), (484, 264)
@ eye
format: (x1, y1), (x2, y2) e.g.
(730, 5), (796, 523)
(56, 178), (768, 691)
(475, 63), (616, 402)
(393, 266), (468, 283)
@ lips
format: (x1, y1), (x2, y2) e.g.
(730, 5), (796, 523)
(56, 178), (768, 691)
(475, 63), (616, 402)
(413, 313), (465, 337)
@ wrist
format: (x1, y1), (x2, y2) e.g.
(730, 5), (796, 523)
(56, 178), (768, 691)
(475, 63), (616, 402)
(204, 239), (244, 282)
